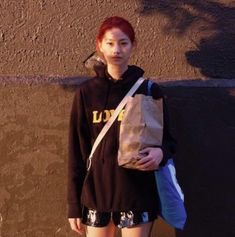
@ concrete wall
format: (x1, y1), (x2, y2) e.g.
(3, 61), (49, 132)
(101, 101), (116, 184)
(0, 81), (69, 237)
(163, 80), (235, 237)
(1, 0), (235, 79)
(1, 0), (235, 237)
(1, 78), (235, 237)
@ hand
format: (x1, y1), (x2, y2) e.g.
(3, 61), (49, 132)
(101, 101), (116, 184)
(136, 147), (163, 171)
(68, 218), (85, 235)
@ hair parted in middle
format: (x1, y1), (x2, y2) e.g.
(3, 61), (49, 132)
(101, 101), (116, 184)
(96, 16), (136, 46)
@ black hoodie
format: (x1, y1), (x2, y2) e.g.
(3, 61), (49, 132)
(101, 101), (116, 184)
(67, 65), (176, 217)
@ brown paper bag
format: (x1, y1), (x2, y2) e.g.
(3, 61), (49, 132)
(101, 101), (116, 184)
(118, 94), (163, 169)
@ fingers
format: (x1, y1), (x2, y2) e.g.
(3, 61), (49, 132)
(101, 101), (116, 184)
(139, 147), (151, 154)
(136, 156), (153, 165)
(76, 218), (85, 234)
(136, 147), (163, 171)
(136, 156), (158, 170)
(68, 218), (85, 235)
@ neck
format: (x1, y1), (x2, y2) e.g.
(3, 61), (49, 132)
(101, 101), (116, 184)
(107, 64), (128, 80)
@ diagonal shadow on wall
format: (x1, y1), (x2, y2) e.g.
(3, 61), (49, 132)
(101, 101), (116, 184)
(138, 0), (235, 79)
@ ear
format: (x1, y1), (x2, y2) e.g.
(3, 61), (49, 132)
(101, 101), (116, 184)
(97, 41), (103, 54)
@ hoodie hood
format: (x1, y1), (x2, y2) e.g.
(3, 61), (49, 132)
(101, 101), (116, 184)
(83, 51), (144, 81)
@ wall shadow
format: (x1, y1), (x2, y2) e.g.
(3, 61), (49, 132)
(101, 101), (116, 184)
(160, 82), (235, 237)
(138, 0), (235, 79)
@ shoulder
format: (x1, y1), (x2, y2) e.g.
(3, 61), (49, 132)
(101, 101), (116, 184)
(78, 77), (99, 89)
(74, 77), (101, 95)
(151, 81), (164, 99)
(141, 79), (164, 99)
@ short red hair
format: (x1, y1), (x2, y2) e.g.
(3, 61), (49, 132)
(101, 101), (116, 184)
(96, 16), (136, 46)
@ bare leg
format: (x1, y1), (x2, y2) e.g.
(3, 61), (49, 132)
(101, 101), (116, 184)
(121, 222), (153, 237)
(86, 221), (116, 237)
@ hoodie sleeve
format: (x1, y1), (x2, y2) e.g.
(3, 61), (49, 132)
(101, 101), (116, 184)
(151, 83), (177, 166)
(67, 89), (88, 218)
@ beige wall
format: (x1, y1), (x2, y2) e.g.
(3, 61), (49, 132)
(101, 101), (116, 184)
(1, 0), (234, 79)
(0, 83), (69, 237)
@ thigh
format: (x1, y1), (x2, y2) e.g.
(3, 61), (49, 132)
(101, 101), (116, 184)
(86, 221), (116, 237)
(121, 222), (153, 237)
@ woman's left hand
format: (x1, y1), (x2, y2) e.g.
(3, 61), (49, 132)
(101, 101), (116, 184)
(136, 147), (163, 171)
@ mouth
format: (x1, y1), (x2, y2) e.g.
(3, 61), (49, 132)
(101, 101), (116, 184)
(111, 56), (122, 60)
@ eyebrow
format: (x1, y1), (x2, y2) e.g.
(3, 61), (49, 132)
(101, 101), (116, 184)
(105, 38), (129, 42)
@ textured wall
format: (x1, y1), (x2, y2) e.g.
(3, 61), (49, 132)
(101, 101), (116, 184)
(1, 78), (235, 237)
(0, 0), (235, 79)
(0, 81), (70, 237)
(162, 81), (235, 237)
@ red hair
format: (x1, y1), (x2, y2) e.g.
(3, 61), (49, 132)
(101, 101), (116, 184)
(96, 16), (136, 45)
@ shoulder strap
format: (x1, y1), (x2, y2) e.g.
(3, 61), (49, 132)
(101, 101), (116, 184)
(87, 77), (145, 170)
(147, 79), (154, 96)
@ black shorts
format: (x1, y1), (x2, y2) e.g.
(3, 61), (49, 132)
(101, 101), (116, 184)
(82, 206), (158, 228)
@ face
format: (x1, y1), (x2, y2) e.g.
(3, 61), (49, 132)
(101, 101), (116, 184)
(98, 28), (134, 68)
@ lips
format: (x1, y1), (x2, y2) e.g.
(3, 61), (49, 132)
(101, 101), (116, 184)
(111, 56), (122, 60)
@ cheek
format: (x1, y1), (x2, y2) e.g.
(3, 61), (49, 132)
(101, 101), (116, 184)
(98, 42), (106, 54)
(101, 50), (109, 59)
(98, 45), (104, 54)
(125, 46), (133, 56)
(99, 45), (109, 55)
(99, 48), (111, 62)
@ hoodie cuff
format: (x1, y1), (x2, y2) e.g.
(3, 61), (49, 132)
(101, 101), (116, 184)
(67, 203), (83, 218)
(159, 145), (169, 167)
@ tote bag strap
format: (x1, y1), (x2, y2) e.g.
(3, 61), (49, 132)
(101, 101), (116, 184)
(87, 77), (145, 170)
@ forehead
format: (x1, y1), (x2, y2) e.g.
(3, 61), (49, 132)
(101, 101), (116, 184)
(103, 28), (130, 41)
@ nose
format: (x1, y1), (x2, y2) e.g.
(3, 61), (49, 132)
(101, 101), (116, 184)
(113, 44), (121, 55)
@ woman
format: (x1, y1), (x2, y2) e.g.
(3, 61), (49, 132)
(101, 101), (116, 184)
(67, 16), (176, 237)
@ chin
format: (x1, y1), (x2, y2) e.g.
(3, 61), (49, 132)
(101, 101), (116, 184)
(109, 60), (128, 67)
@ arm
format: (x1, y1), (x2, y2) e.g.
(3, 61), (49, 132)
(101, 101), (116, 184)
(67, 90), (88, 218)
(160, 94), (177, 166)
(136, 83), (176, 170)
(68, 218), (85, 235)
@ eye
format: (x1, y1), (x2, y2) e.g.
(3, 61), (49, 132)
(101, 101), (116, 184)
(121, 42), (128, 45)
(106, 42), (113, 46)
